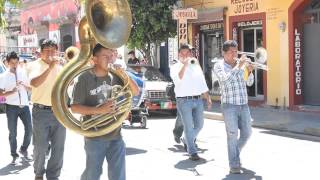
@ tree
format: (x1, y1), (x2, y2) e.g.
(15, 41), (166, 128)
(0, 0), (21, 30)
(128, 0), (178, 65)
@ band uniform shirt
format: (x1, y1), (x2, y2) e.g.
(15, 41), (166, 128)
(26, 58), (62, 106)
(170, 61), (209, 97)
(0, 68), (30, 106)
(71, 70), (123, 140)
(213, 59), (254, 105)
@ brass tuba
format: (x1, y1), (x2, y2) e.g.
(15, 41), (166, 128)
(51, 0), (133, 137)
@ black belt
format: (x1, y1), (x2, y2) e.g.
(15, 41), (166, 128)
(177, 95), (201, 99)
(33, 103), (52, 110)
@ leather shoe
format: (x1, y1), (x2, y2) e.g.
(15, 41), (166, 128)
(189, 153), (201, 161)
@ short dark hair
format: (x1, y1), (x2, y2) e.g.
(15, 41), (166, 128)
(128, 50), (135, 55)
(179, 44), (191, 52)
(222, 40), (238, 52)
(41, 39), (58, 51)
(92, 43), (112, 56)
(6, 51), (19, 62)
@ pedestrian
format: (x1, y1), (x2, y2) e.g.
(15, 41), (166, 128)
(27, 39), (66, 180)
(112, 49), (127, 70)
(0, 51), (32, 165)
(127, 50), (140, 64)
(213, 40), (254, 174)
(170, 44), (212, 161)
(70, 43), (139, 180)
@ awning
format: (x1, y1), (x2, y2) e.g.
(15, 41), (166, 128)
(189, 7), (226, 24)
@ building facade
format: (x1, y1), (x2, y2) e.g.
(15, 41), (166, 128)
(183, 0), (320, 110)
(19, 0), (81, 54)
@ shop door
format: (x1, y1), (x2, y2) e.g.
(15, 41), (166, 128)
(303, 23), (320, 105)
(241, 28), (264, 99)
(202, 32), (224, 94)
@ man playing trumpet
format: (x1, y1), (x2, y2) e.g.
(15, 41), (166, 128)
(213, 40), (254, 174)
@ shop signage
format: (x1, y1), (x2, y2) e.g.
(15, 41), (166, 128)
(200, 22), (223, 31)
(237, 20), (262, 27)
(173, 8), (198, 46)
(294, 28), (302, 95)
(49, 30), (60, 45)
(18, 34), (38, 47)
(168, 37), (178, 65)
(194, 33), (200, 59)
(231, 0), (260, 14)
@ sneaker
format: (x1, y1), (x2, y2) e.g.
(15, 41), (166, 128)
(174, 136), (181, 144)
(229, 167), (243, 174)
(189, 153), (201, 161)
(35, 176), (43, 180)
(10, 156), (18, 165)
(19, 149), (33, 161)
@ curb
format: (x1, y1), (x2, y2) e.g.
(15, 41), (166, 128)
(204, 111), (320, 137)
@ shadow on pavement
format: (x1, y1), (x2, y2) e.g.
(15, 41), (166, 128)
(168, 145), (208, 154)
(174, 157), (213, 176)
(260, 129), (320, 142)
(0, 158), (31, 176)
(126, 147), (147, 156)
(222, 168), (263, 180)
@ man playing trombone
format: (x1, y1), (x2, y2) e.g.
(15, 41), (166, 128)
(213, 40), (254, 174)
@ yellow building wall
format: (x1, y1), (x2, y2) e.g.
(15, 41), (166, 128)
(185, 0), (294, 107)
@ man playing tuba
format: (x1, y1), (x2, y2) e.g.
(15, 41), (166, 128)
(70, 43), (138, 180)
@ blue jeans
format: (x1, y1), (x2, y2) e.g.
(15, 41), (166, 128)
(173, 111), (183, 139)
(6, 104), (32, 157)
(176, 98), (204, 155)
(221, 103), (252, 169)
(81, 137), (126, 180)
(32, 106), (66, 180)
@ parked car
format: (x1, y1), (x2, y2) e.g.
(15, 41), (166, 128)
(127, 65), (176, 114)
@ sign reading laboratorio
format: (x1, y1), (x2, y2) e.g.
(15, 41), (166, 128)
(294, 28), (302, 96)
(173, 8), (198, 46)
(231, 0), (260, 14)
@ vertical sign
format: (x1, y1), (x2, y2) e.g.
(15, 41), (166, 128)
(294, 28), (302, 96)
(173, 8), (198, 46)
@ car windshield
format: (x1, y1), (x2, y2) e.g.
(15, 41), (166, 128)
(127, 66), (169, 81)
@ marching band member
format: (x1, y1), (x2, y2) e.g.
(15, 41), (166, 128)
(170, 44), (212, 161)
(70, 43), (138, 180)
(213, 40), (254, 174)
(27, 39), (66, 180)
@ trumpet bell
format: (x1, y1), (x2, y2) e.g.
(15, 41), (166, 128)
(86, 0), (132, 48)
(254, 47), (267, 64)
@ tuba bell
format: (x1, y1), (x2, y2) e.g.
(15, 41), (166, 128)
(51, 0), (133, 137)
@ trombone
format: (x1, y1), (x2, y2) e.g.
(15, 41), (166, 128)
(237, 47), (268, 71)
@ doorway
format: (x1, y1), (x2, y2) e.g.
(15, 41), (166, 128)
(241, 27), (264, 99)
(201, 31), (224, 95)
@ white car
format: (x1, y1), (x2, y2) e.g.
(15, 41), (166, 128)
(127, 65), (176, 114)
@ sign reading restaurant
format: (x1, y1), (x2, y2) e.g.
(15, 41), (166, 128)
(231, 0), (260, 14)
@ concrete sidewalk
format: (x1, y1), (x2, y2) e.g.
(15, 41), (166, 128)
(204, 104), (320, 137)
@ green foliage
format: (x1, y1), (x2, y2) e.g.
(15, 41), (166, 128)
(0, 0), (21, 30)
(127, 0), (178, 58)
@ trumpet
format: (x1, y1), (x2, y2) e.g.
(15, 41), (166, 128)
(187, 57), (199, 65)
(237, 47), (268, 71)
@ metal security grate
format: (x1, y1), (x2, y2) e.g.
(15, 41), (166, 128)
(148, 91), (166, 99)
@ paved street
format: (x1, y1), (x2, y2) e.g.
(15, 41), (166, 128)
(0, 112), (320, 180)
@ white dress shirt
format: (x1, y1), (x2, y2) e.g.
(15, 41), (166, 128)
(170, 61), (209, 97)
(0, 68), (30, 106)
